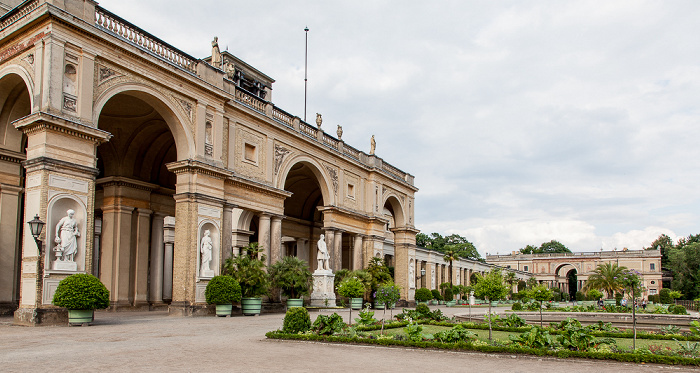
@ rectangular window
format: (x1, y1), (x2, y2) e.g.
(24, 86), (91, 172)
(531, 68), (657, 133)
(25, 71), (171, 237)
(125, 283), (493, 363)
(523, 265), (529, 272)
(347, 183), (355, 199)
(650, 263), (655, 271)
(244, 143), (257, 163)
(649, 288), (657, 295)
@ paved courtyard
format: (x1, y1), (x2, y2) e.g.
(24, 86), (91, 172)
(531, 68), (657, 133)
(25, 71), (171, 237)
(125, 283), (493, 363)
(0, 306), (697, 372)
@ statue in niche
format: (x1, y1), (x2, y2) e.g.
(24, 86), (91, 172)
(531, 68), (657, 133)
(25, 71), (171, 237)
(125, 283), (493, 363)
(54, 209), (79, 262)
(431, 268), (435, 288)
(316, 234), (330, 271)
(200, 230), (213, 273)
(316, 113), (322, 129)
(211, 36), (221, 67)
(409, 261), (415, 288)
(336, 125), (343, 140)
(370, 135), (376, 155)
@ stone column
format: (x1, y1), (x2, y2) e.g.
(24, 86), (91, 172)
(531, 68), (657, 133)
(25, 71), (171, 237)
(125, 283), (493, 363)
(352, 234), (363, 270)
(149, 213), (166, 305)
(222, 204), (233, 263)
(270, 216), (282, 265)
(101, 205), (134, 307)
(0, 185), (22, 315)
(93, 217), (102, 278)
(332, 230), (342, 271)
(258, 214), (271, 265)
(133, 209), (152, 308)
(162, 216), (175, 301)
(297, 238), (309, 262)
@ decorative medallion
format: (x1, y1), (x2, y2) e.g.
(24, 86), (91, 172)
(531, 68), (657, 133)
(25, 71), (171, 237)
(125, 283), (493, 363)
(274, 144), (291, 175)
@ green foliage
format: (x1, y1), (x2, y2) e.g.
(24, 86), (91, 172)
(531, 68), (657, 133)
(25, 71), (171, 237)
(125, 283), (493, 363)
(204, 275), (241, 305)
(659, 325), (682, 336)
(433, 324), (477, 343)
(526, 277), (538, 289)
(519, 240), (571, 254)
(666, 237), (700, 300)
(443, 288), (453, 301)
(269, 256), (312, 299)
(375, 282), (401, 306)
(312, 313), (345, 335)
(575, 291), (585, 301)
(222, 243), (270, 298)
(502, 313), (527, 328)
(690, 321), (700, 337)
(52, 274), (110, 310)
(415, 288), (432, 302)
(336, 276), (366, 299)
(404, 320), (424, 341)
(674, 339), (700, 358)
(646, 233), (673, 265)
(660, 288), (672, 304)
(431, 289), (442, 301)
(473, 269), (509, 302)
(282, 307), (311, 333)
(648, 294), (660, 303)
(670, 305), (688, 315)
(512, 302), (523, 311)
(416, 232), (482, 261)
(415, 303), (430, 317)
(587, 289), (603, 300)
(510, 326), (557, 349)
(555, 318), (616, 351)
(366, 257), (392, 294)
(354, 306), (378, 326)
(669, 291), (683, 300)
(583, 262), (627, 299)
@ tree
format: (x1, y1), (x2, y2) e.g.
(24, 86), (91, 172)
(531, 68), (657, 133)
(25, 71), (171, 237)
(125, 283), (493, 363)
(645, 233), (674, 267)
(620, 270), (643, 350)
(416, 232), (482, 261)
(667, 241), (700, 300)
(366, 257), (392, 297)
(443, 248), (458, 285)
(519, 244), (539, 254)
(473, 269), (508, 340)
(519, 240), (571, 254)
(527, 284), (553, 327)
(582, 262), (627, 299)
(504, 272), (517, 298)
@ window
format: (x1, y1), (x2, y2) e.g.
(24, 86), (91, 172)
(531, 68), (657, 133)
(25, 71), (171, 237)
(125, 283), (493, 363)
(523, 265), (529, 272)
(244, 143), (257, 163)
(347, 183), (355, 199)
(650, 263), (655, 271)
(649, 288), (657, 295)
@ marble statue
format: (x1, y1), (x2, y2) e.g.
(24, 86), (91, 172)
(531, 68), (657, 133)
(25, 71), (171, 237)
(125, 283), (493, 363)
(54, 209), (79, 262)
(211, 36), (221, 67)
(409, 261), (415, 289)
(200, 230), (213, 272)
(370, 135), (376, 155)
(316, 113), (322, 129)
(431, 268), (435, 288)
(317, 234), (330, 271)
(336, 125), (343, 140)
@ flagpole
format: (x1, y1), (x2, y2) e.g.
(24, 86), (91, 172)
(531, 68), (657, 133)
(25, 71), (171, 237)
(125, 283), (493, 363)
(304, 26), (309, 123)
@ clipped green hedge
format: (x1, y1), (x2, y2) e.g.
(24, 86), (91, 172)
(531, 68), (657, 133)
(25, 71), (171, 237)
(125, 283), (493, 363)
(415, 288), (432, 302)
(283, 307), (311, 333)
(265, 331), (700, 366)
(205, 275), (242, 305)
(52, 274), (110, 310)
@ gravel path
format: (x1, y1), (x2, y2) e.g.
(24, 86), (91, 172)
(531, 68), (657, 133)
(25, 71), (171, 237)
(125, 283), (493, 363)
(0, 306), (696, 372)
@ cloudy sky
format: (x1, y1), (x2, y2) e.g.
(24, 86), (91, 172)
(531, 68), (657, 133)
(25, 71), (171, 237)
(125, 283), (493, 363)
(98, 0), (700, 256)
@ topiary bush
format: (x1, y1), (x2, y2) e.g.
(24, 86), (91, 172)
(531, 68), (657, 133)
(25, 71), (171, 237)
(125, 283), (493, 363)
(648, 294), (660, 304)
(431, 289), (443, 301)
(659, 288), (672, 304)
(337, 276), (366, 299)
(415, 288), (432, 302)
(282, 306), (311, 333)
(444, 288), (453, 301)
(415, 303), (430, 317)
(670, 305), (688, 315)
(575, 291), (585, 301)
(205, 275), (242, 305)
(512, 302), (523, 311)
(52, 274), (110, 310)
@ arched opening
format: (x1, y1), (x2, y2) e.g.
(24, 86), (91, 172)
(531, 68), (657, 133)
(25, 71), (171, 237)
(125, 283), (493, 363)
(281, 161), (326, 269)
(567, 268), (578, 300)
(95, 91), (179, 308)
(0, 72), (30, 314)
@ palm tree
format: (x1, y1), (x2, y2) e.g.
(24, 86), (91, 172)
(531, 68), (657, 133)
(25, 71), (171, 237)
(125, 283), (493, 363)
(583, 262), (628, 298)
(443, 248), (458, 285)
(504, 272), (517, 298)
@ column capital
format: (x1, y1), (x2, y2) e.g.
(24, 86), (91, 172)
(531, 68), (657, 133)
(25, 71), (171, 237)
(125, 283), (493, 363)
(137, 208), (153, 216)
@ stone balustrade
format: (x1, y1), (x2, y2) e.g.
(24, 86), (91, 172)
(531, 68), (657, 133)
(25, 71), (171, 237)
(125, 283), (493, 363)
(95, 7), (198, 74)
(0, 0), (38, 31)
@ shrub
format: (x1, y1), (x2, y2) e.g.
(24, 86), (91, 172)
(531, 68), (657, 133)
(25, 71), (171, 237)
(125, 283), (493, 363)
(587, 289), (603, 300)
(648, 294), (660, 304)
(509, 326), (556, 349)
(415, 303), (430, 317)
(355, 306), (378, 326)
(205, 275), (242, 305)
(444, 288), (453, 301)
(375, 282), (401, 307)
(431, 289), (443, 301)
(312, 313), (345, 335)
(223, 243), (270, 298)
(512, 302), (523, 311)
(269, 256), (312, 299)
(52, 274), (110, 310)
(337, 276), (366, 299)
(575, 291), (585, 301)
(670, 305), (688, 315)
(415, 288), (432, 302)
(433, 324), (477, 343)
(615, 293), (623, 306)
(659, 288), (672, 304)
(283, 307), (311, 333)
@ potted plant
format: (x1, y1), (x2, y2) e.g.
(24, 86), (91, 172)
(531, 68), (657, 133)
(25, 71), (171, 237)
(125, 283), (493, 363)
(205, 275), (242, 317)
(431, 289), (443, 305)
(444, 287), (455, 307)
(375, 282), (401, 324)
(415, 288), (432, 305)
(52, 273), (110, 325)
(223, 242), (270, 316)
(337, 276), (366, 324)
(269, 256), (312, 308)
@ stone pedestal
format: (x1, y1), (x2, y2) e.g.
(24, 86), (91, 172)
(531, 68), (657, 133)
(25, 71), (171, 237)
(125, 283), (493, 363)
(52, 261), (78, 271)
(310, 270), (336, 307)
(200, 269), (215, 278)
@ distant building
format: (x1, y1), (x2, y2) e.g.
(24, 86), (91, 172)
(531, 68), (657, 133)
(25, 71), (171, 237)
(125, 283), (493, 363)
(486, 249), (663, 299)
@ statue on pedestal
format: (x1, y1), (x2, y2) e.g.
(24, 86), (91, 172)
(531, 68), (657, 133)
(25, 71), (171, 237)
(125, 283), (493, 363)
(336, 125), (343, 140)
(316, 234), (330, 271)
(316, 113), (323, 129)
(200, 230), (213, 273)
(54, 209), (79, 262)
(211, 36), (221, 67)
(370, 135), (376, 155)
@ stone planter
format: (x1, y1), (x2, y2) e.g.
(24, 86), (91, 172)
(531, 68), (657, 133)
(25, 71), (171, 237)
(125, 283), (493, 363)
(438, 301), (445, 305)
(374, 302), (385, 310)
(446, 300), (456, 307)
(241, 297), (263, 316)
(68, 309), (94, 325)
(215, 304), (233, 317)
(416, 301), (429, 306)
(286, 298), (304, 308)
(350, 297), (363, 310)
(491, 301), (499, 307)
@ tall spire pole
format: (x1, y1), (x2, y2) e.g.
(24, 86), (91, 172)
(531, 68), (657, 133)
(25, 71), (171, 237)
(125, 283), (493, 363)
(304, 26), (309, 123)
